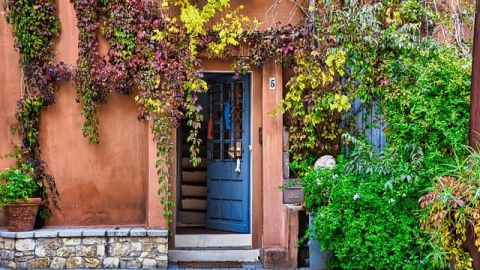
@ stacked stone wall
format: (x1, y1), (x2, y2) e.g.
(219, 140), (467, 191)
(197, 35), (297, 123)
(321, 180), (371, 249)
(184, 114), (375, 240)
(0, 228), (168, 269)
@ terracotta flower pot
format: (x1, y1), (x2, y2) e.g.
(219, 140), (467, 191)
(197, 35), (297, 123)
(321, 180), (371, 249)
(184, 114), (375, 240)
(4, 198), (41, 232)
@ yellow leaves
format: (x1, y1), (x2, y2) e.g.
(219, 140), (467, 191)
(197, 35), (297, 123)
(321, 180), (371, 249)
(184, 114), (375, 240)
(393, 11), (402, 23)
(325, 49), (346, 77)
(151, 30), (164, 41)
(171, 1), (248, 56)
(475, 238), (480, 248)
(329, 94), (351, 112)
(135, 96), (164, 114)
(386, 7), (393, 24)
(252, 18), (261, 28)
(385, 6), (403, 25)
(208, 10), (246, 55)
(184, 77), (208, 93)
(180, 5), (206, 36)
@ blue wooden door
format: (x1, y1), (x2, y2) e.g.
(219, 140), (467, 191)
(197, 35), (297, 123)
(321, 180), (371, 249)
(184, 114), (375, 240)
(205, 73), (250, 233)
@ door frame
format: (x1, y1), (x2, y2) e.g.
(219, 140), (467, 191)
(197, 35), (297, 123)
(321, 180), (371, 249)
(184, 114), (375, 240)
(174, 71), (254, 247)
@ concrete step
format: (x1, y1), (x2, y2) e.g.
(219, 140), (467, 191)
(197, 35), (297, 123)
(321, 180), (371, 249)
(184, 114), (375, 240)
(168, 249), (260, 263)
(175, 234), (252, 249)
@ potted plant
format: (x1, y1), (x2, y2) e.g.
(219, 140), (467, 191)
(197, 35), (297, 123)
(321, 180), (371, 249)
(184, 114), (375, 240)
(0, 164), (41, 231)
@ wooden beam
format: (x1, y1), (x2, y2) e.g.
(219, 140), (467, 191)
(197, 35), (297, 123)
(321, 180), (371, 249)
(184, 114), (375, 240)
(470, 0), (480, 148)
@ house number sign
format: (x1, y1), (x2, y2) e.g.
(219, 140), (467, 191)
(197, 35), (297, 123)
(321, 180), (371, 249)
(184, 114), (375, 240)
(269, 77), (276, 90)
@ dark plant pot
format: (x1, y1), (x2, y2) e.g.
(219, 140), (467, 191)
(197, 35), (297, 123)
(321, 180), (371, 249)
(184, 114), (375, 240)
(449, 224), (480, 270)
(464, 225), (480, 270)
(4, 198), (41, 232)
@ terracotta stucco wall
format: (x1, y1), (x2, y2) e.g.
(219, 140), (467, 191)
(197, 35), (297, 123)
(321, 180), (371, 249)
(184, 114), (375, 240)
(0, 1), (148, 227)
(0, 3), (21, 227)
(0, 0), (302, 231)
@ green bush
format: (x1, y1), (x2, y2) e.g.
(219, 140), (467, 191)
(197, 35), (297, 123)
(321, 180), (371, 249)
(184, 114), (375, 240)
(302, 138), (434, 269)
(385, 45), (471, 175)
(0, 164), (39, 208)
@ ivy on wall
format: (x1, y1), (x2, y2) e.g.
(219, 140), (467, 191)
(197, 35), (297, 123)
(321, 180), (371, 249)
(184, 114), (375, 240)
(3, 0), (74, 215)
(3, 4), (475, 259)
(3, 0), (251, 225)
(289, 0), (475, 268)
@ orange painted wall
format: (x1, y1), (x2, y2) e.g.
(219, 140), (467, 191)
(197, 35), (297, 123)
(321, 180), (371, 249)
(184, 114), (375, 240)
(44, 0), (148, 226)
(0, 0), (302, 234)
(0, 3), (21, 227)
(0, 1), (148, 227)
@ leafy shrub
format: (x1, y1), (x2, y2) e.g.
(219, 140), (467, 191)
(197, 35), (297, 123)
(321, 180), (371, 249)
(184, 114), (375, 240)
(419, 148), (480, 269)
(0, 164), (39, 208)
(384, 45), (472, 175)
(302, 137), (433, 269)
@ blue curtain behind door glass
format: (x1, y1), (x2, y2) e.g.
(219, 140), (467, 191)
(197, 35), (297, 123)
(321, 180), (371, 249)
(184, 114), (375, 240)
(224, 103), (231, 130)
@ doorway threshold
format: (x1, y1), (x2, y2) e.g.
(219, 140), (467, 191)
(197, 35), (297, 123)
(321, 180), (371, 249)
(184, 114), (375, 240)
(168, 249), (260, 263)
(175, 233), (252, 248)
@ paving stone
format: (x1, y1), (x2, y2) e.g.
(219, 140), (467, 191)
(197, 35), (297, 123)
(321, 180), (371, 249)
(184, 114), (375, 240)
(50, 257), (66, 269)
(103, 257), (120, 268)
(45, 238), (62, 249)
(57, 246), (75, 257)
(85, 257), (101, 268)
(64, 237), (82, 246)
(0, 231), (17, 238)
(131, 241), (142, 252)
(35, 245), (46, 256)
(3, 239), (15, 250)
(34, 229), (59, 238)
(15, 239), (35, 251)
(65, 257), (83, 268)
(83, 237), (105, 245)
(27, 258), (49, 268)
(142, 258), (157, 268)
(82, 229), (107, 237)
(58, 229), (83, 237)
(106, 228), (131, 237)
(78, 245), (97, 257)
(97, 244), (105, 256)
(146, 229), (168, 237)
(1, 250), (14, 260)
(129, 227), (147, 236)
(15, 231), (34, 238)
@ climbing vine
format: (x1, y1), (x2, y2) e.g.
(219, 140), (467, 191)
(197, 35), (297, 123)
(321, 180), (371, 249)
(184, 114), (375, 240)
(3, 1), (475, 248)
(3, 0), (74, 215)
(3, 0), (251, 224)
(278, 0), (474, 268)
(234, 24), (350, 161)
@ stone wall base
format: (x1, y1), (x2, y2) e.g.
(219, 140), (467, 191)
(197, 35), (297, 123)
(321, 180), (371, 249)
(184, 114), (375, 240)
(0, 228), (168, 269)
(262, 247), (289, 269)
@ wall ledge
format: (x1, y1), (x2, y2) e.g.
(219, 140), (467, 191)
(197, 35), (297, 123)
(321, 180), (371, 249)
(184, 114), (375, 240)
(0, 227), (168, 239)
